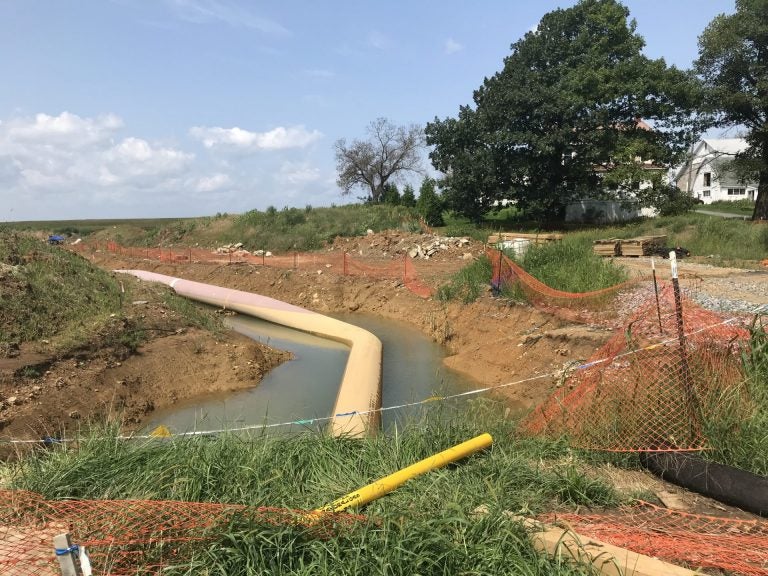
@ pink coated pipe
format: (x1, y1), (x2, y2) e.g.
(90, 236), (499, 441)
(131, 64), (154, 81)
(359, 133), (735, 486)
(116, 270), (382, 437)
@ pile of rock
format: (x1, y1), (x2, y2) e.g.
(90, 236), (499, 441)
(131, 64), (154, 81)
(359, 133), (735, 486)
(408, 236), (472, 259)
(215, 243), (248, 254)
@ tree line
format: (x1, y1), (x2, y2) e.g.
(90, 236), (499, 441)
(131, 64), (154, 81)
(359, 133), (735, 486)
(334, 0), (768, 222)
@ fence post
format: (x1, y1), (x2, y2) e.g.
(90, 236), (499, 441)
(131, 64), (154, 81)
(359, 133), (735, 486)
(651, 257), (663, 334)
(493, 247), (503, 295)
(294, 251), (298, 269)
(343, 251), (348, 275)
(262, 248), (266, 266)
(670, 251), (699, 433)
(53, 533), (82, 576)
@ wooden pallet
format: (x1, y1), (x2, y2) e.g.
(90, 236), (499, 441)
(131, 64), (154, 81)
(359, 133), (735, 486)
(620, 235), (667, 257)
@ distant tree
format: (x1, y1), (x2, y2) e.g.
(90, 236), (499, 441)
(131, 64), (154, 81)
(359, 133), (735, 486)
(401, 183), (416, 207)
(380, 183), (401, 205)
(417, 177), (445, 226)
(334, 118), (426, 203)
(697, 0), (768, 221)
(426, 0), (700, 223)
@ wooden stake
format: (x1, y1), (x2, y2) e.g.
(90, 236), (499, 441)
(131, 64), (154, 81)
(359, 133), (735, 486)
(53, 533), (82, 576)
(670, 251), (699, 434)
(515, 517), (705, 576)
(651, 258), (663, 334)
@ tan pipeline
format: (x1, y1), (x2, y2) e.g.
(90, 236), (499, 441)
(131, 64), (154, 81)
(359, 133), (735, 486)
(116, 270), (382, 437)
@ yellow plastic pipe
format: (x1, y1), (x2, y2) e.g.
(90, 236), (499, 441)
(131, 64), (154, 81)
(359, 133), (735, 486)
(314, 433), (493, 513)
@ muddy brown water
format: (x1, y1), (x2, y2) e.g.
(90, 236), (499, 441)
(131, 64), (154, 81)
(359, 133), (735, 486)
(141, 312), (481, 435)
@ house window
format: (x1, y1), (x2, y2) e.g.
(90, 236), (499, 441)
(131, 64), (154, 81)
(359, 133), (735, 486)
(703, 190), (711, 197)
(703, 172), (711, 187)
(727, 188), (746, 196)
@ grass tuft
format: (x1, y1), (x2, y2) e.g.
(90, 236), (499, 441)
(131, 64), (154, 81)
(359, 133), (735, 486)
(436, 256), (493, 303)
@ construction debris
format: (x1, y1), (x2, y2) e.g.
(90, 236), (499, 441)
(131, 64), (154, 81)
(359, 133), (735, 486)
(407, 237), (472, 259)
(331, 232), (480, 261)
(215, 243), (249, 255)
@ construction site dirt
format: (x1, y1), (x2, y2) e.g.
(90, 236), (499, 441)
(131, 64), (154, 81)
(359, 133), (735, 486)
(1, 232), (767, 517)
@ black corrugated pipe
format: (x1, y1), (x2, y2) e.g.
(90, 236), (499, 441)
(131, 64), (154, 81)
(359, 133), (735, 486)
(639, 452), (768, 517)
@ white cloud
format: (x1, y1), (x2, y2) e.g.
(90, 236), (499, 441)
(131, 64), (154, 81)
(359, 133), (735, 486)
(444, 38), (464, 55)
(100, 137), (193, 183)
(0, 111), (339, 220)
(195, 172), (232, 192)
(190, 125), (322, 150)
(0, 112), (159, 200)
(166, 0), (289, 35)
(3, 111), (122, 147)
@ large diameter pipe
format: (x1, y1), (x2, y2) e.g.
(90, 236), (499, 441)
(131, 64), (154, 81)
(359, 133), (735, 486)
(640, 451), (768, 517)
(116, 270), (382, 437)
(314, 433), (493, 512)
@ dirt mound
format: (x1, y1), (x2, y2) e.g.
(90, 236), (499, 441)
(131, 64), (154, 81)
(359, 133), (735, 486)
(0, 274), (289, 449)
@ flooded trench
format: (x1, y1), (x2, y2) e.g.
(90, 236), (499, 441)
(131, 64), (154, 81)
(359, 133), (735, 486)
(142, 312), (478, 434)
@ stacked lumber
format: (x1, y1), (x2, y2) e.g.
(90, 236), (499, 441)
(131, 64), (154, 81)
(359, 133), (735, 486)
(619, 235), (667, 257)
(592, 239), (621, 257)
(487, 232), (563, 245)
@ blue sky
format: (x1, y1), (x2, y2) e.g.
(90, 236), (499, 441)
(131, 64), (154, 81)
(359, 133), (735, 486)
(0, 0), (735, 221)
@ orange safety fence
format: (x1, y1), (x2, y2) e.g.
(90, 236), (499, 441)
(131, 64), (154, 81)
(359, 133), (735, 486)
(489, 247), (710, 323)
(487, 247), (653, 326)
(521, 284), (752, 451)
(540, 501), (768, 576)
(0, 489), (365, 575)
(70, 241), (435, 299)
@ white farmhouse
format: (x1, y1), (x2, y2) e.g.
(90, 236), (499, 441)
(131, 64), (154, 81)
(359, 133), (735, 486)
(674, 139), (757, 204)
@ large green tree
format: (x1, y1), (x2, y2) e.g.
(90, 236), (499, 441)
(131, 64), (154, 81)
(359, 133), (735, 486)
(697, 0), (768, 221)
(416, 177), (445, 227)
(426, 0), (700, 222)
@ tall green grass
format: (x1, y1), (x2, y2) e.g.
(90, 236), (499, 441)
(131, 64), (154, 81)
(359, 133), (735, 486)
(515, 235), (628, 293)
(225, 204), (419, 252)
(437, 236), (628, 304)
(6, 402), (616, 574)
(0, 231), (122, 345)
(567, 214), (768, 265)
(704, 316), (768, 475)
(436, 256), (494, 303)
(0, 230), (225, 354)
(699, 199), (755, 216)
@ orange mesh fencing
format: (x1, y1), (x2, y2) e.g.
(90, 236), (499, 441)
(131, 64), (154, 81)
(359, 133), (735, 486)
(540, 501), (768, 576)
(72, 242), (434, 299)
(0, 489), (365, 575)
(487, 247), (651, 326)
(522, 284), (751, 451)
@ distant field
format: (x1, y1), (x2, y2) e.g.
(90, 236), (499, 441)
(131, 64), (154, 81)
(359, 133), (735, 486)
(2, 217), (194, 236)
